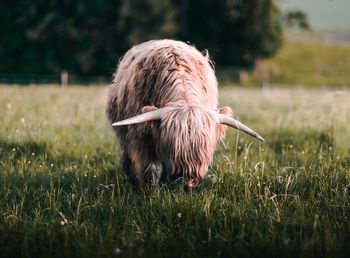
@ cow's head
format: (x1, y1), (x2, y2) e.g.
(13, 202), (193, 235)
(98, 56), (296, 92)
(112, 105), (264, 187)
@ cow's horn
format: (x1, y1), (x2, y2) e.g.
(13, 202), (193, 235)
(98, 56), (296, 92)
(218, 114), (265, 142)
(112, 108), (168, 126)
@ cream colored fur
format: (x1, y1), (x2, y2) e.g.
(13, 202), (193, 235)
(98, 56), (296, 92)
(107, 39), (230, 188)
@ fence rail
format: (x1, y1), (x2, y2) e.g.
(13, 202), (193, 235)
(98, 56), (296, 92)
(0, 68), (250, 86)
(0, 73), (111, 85)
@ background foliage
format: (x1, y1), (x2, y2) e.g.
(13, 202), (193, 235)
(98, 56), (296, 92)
(0, 0), (282, 75)
(180, 0), (282, 67)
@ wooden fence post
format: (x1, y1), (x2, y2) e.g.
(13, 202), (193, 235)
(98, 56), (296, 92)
(61, 71), (69, 87)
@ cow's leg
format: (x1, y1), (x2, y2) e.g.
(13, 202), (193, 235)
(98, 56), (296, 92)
(145, 161), (163, 186)
(121, 152), (138, 186)
(128, 147), (162, 188)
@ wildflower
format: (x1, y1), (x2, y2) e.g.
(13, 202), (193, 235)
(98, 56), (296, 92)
(115, 247), (121, 255)
(254, 161), (264, 170)
(20, 117), (25, 124)
(177, 213), (182, 218)
(155, 225), (161, 235)
(12, 148), (16, 152)
(58, 211), (69, 226)
(32, 152), (35, 156)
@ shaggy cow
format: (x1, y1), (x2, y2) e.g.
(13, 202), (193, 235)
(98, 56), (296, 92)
(107, 39), (264, 188)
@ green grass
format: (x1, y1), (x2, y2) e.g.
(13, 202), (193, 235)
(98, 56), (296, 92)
(1, 86), (349, 258)
(217, 36), (350, 87)
(265, 39), (350, 87)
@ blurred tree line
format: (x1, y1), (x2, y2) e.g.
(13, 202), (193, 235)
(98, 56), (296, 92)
(282, 9), (310, 30)
(0, 0), (284, 76)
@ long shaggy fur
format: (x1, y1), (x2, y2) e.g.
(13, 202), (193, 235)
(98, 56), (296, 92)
(107, 39), (230, 188)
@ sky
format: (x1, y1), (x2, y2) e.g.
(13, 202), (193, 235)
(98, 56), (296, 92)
(280, 0), (350, 29)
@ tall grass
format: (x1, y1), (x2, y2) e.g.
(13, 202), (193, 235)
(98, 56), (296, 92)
(0, 86), (349, 257)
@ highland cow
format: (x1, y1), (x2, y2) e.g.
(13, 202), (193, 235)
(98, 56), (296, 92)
(107, 39), (264, 188)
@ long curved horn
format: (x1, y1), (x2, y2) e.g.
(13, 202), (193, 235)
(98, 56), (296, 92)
(112, 108), (168, 126)
(218, 114), (265, 142)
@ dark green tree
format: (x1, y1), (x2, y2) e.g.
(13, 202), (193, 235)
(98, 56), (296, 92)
(118, 0), (177, 46)
(177, 0), (283, 67)
(283, 9), (311, 30)
(0, 0), (283, 76)
(0, 0), (125, 75)
(0, 0), (178, 75)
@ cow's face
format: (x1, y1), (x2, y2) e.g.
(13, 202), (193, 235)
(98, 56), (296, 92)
(112, 105), (264, 187)
(157, 106), (227, 187)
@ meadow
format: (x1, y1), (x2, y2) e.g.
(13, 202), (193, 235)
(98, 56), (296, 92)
(265, 39), (350, 87)
(217, 37), (350, 87)
(0, 85), (349, 257)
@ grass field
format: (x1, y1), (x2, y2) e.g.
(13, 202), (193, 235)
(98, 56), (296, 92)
(218, 37), (350, 87)
(0, 85), (349, 258)
(264, 39), (350, 87)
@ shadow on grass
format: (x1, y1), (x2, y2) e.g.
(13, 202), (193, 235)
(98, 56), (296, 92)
(0, 137), (127, 202)
(0, 139), (132, 258)
(268, 129), (335, 155)
(0, 140), (49, 160)
(0, 135), (349, 258)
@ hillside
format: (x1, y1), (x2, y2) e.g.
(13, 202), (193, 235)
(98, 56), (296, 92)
(265, 37), (350, 87)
